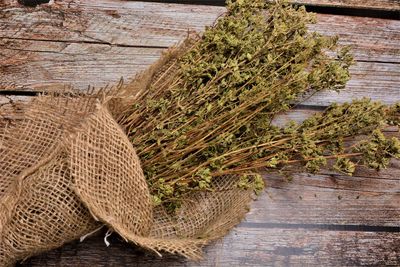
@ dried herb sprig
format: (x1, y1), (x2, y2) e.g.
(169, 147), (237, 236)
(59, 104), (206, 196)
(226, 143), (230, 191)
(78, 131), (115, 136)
(118, 0), (399, 211)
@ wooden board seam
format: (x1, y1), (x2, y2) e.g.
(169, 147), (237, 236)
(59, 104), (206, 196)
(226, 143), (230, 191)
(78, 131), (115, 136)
(1, 36), (169, 49)
(239, 222), (400, 232)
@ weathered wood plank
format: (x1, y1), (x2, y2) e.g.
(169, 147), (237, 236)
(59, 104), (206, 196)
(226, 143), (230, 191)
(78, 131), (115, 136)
(1, 39), (399, 105)
(248, 169), (400, 226)
(303, 61), (400, 105)
(310, 14), (400, 63)
(0, 0), (222, 48)
(18, 227), (400, 266)
(304, 62), (400, 105)
(1, 1), (399, 62)
(0, 39), (164, 91)
(1, 1), (399, 106)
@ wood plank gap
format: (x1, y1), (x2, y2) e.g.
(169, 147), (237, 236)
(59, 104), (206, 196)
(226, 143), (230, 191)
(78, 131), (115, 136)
(240, 222), (400, 232)
(356, 59), (400, 65)
(0, 90), (39, 96)
(131, 0), (400, 19)
(304, 5), (400, 20)
(4, 36), (398, 64)
(0, 90), (332, 110)
(0, 36), (169, 50)
(291, 104), (327, 111)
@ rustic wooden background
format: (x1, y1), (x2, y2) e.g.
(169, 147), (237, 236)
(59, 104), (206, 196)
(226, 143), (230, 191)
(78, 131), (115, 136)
(1, 0), (400, 266)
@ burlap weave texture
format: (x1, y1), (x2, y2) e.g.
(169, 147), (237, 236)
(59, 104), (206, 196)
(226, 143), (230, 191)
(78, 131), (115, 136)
(0, 93), (253, 266)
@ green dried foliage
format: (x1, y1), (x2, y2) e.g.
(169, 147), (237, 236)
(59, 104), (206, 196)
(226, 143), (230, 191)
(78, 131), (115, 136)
(120, 0), (400, 211)
(354, 129), (400, 170)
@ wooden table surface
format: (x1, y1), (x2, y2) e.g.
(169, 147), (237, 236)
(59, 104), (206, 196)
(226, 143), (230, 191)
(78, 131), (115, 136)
(1, 0), (400, 266)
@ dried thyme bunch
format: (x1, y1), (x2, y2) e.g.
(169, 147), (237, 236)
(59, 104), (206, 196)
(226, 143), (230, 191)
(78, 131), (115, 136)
(119, 0), (400, 210)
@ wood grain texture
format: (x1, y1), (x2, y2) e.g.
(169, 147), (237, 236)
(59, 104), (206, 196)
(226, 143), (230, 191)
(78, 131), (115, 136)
(4, 1), (398, 101)
(18, 227), (400, 266)
(1, 1), (399, 61)
(1, 39), (400, 105)
(250, 167), (400, 226)
(1, 1), (400, 105)
(0, 39), (164, 91)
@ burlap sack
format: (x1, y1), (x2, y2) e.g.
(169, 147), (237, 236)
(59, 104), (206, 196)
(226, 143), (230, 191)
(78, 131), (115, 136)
(0, 96), (101, 267)
(0, 91), (254, 266)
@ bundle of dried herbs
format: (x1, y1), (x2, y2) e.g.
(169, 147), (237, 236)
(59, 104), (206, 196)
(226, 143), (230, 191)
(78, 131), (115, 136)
(118, 0), (400, 211)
